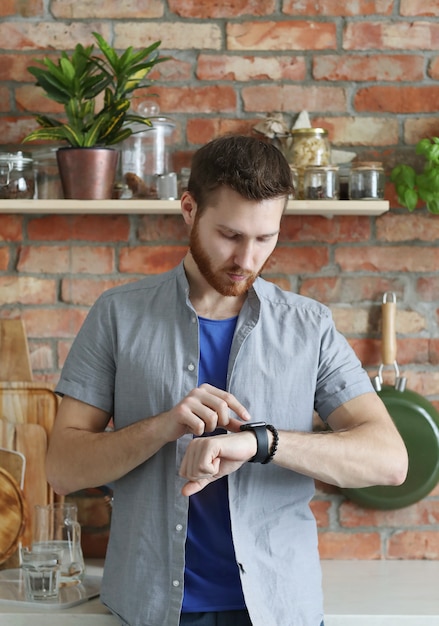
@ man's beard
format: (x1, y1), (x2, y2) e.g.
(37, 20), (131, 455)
(189, 219), (263, 297)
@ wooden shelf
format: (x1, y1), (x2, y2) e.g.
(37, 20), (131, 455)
(0, 199), (389, 216)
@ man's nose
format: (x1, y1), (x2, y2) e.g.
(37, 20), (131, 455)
(234, 241), (254, 270)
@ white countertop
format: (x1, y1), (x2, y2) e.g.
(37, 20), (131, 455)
(1, 560), (438, 625)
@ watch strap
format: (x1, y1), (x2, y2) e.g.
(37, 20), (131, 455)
(240, 422), (269, 463)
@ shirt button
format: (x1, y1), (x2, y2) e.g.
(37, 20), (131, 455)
(172, 580), (180, 587)
(191, 316), (197, 324)
(187, 363), (195, 371)
(175, 524), (183, 532)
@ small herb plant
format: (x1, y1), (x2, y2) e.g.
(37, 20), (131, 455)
(390, 137), (439, 214)
(23, 32), (168, 148)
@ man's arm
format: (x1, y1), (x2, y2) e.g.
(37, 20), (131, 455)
(179, 392), (409, 495)
(46, 384), (251, 495)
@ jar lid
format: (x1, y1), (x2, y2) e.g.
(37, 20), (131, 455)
(305, 165), (339, 171)
(290, 128), (328, 136)
(0, 151), (33, 167)
(352, 161), (384, 170)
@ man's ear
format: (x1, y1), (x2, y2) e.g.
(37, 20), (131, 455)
(181, 191), (197, 226)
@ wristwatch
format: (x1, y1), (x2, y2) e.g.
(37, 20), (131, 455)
(240, 421), (269, 463)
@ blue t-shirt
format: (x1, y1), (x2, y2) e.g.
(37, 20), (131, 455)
(182, 315), (246, 612)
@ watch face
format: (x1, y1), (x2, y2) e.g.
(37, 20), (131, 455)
(241, 421), (266, 429)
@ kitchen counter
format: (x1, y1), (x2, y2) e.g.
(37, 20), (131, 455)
(0, 560), (438, 625)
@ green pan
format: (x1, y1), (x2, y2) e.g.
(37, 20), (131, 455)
(342, 292), (439, 510)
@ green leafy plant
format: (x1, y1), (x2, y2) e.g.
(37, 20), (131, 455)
(391, 137), (439, 214)
(23, 32), (168, 148)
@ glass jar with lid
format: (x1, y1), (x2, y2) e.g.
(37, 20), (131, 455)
(0, 151), (34, 199)
(349, 161), (385, 200)
(288, 128), (331, 198)
(304, 165), (339, 200)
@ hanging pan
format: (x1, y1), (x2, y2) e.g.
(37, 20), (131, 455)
(342, 292), (439, 510)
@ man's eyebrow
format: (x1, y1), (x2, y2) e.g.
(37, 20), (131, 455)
(217, 224), (280, 237)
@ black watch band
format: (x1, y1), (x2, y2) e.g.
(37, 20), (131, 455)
(240, 422), (269, 463)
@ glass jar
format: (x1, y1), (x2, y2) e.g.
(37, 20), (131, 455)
(349, 162), (385, 200)
(289, 128), (331, 198)
(0, 151), (34, 199)
(121, 101), (176, 199)
(304, 165), (339, 200)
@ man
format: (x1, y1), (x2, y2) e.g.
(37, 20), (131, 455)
(47, 135), (408, 626)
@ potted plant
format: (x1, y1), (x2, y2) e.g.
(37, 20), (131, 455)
(390, 137), (439, 214)
(23, 32), (168, 199)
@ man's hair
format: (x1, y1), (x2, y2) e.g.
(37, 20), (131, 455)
(187, 134), (294, 211)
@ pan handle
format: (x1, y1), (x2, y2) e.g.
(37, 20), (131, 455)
(376, 292), (406, 391)
(382, 291), (397, 365)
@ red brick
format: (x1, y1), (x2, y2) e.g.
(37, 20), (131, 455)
(401, 370), (439, 397)
(387, 530), (439, 559)
(27, 215), (130, 242)
(349, 338), (381, 367)
(377, 212), (439, 242)
(0, 276), (56, 304)
(227, 21), (337, 51)
(242, 85), (346, 113)
(318, 531), (381, 559)
(197, 54), (306, 81)
(344, 21), (439, 51)
(186, 118), (258, 146)
(0, 86), (10, 113)
(119, 246), (187, 274)
(0, 116), (39, 143)
(310, 500), (331, 528)
(0, 215), (23, 242)
(0, 0), (43, 17)
(266, 246), (329, 274)
(279, 215), (371, 243)
(0, 22), (110, 51)
(340, 498), (439, 528)
(300, 276), (403, 304)
(429, 57), (439, 80)
(147, 86), (237, 114)
(168, 0), (275, 18)
(57, 339), (73, 370)
(114, 22), (221, 51)
(22, 307), (88, 338)
(335, 246), (439, 272)
(0, 53), (49, 82)
(15, 85), (64, 114)
(400, 0), (439, 17)
(0, 247), (9, 270)
(17, 246), (115, 274)
(61, 278), (135, 306)
(417, 277), (439, 301)
(51, 0), (164, 19)
(404, 117), (439, 144)
(284, 0), (393, 16)
(138, 215), (188, 243)
(314, 54), (424, 82)
(355, 86), (439, 114)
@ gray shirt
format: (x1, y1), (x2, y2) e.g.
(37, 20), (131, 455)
(56, 261), (374, 626)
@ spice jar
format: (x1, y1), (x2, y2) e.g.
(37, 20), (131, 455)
(289, 128), (331, 198)
(349, 162), (385, 200)
(304, 165), (339, 200)
(0, 151), (34, 199)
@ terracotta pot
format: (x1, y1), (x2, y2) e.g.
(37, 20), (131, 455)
(56, 147), (119, 200)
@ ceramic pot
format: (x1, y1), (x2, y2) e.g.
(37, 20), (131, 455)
(56, 147), (119, 200)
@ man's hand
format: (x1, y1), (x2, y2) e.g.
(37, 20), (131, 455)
(179, 430), (257, 496)
(159, 383), (251, 443)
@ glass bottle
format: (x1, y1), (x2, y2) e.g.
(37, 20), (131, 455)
(304, 165), (339, 200)
(289, 128), (331, 198)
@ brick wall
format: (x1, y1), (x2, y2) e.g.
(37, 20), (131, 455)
(1, 0), (439, 560)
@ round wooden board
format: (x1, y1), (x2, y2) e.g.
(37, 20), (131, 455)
(0, 466), (26, 564)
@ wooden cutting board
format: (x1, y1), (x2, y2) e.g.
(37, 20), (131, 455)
(0, 382), (58, 438)
(15, 422), (48, 545)
(0, 467), (27, 565)
(0, 319), (32, 381)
